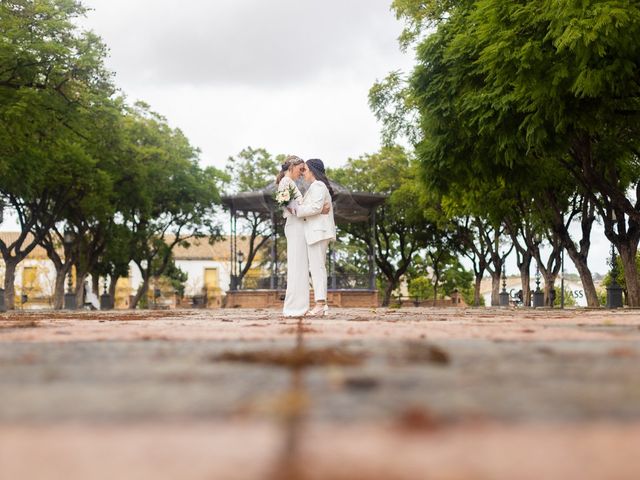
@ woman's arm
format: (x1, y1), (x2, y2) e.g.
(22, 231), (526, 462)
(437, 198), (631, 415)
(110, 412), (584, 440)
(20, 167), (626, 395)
(296, 184), (326, 218)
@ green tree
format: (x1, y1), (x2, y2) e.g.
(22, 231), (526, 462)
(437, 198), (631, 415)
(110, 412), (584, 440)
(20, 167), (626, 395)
(408, 276), (433, 303)
(121, 103), (223, 308)
(0, 0), (114, 308)
(223, 147), (281, 288)
(440, 257), (474, 305)
(401, 0), (640, 304)
(330, 146), (432, 306)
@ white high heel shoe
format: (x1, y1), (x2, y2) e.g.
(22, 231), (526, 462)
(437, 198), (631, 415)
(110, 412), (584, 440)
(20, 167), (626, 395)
(307, 304), (329, 317)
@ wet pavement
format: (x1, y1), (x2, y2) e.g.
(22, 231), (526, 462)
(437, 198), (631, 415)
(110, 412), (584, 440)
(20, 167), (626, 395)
(1, 307), (639, 479)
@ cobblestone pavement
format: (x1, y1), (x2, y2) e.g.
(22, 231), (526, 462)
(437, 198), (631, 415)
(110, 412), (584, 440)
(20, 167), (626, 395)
(1, 307), (639, 479)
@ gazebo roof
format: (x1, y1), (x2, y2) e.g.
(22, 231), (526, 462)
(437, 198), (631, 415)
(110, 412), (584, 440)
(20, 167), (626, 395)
(221, 180), (386, 223)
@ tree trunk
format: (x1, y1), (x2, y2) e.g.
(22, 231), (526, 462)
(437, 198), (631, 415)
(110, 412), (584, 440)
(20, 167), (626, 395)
(543, 274), (556, 307)
(108, 274), (119, 299)
(131, 276), (150, 309)
(432, 271), (441, 307)
(618, 243), (640, 307)
(518, 254), (532, 307)
(473, 274), (483, 306)
(3, 258), (19, 310)
(53, 265), (70, 310)
(564, 247), (599, 307)
(92, 274), (100, 298)
(74, 271), (88, 308)
(382, 280), (395, 307)
(491, 271), (501, 306)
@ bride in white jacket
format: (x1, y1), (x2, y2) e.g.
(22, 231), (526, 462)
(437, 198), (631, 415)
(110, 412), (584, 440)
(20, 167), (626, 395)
(276, 155), (309, 317)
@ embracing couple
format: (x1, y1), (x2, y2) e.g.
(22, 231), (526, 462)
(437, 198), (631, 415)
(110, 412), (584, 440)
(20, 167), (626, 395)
(276, 155), (336, 317)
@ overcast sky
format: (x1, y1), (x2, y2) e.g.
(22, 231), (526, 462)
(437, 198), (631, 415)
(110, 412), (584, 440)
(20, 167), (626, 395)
(79, 0), (415, 169)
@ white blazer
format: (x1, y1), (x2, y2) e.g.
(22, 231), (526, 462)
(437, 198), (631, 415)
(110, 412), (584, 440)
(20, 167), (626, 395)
(296, 180), (336, 245)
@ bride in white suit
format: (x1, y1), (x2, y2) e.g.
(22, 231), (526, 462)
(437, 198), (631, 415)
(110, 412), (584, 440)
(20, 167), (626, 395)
(277, 155), (309, 317)
(295, 158), (336, 316)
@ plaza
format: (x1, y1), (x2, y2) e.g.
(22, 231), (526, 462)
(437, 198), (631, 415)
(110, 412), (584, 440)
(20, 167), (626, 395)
(1, 307), (639, 479)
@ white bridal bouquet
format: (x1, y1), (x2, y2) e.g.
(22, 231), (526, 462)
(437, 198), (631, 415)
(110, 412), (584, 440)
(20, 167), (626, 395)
(273, 183), (298, 210)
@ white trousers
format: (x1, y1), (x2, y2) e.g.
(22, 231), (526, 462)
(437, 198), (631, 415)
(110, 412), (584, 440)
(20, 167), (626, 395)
(308, 239), (329, 303)
(283, 217), (309, 316)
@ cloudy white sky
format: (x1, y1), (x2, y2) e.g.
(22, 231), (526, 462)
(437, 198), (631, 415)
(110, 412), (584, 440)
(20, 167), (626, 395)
(79, 0), (415, 169)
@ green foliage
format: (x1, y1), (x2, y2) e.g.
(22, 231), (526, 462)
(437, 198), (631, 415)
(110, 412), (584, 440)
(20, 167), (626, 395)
(369, 71), (421, 146)
(0, 0), (225, 309)
(391, 0), (461, 50)
(553, 287), (577, 308)
(602, 252), (640, 290)
(597, 288), (607, 307)
(162, 257), (188, 298)
(222, 147), (281, 283)
(224, 147), (280, 193)
(439, 258), (474, 302)
(408, 276), (433, 301)
(382, 0), (640, 306)
(406, 0), (640, 204)
(119, 103), (223, 306)
(329, 145), (434, 305)
(0, 0), (121, 307)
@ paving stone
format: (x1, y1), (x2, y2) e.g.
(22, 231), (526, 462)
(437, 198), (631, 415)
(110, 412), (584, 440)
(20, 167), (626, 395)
(1, 307), (639, 479)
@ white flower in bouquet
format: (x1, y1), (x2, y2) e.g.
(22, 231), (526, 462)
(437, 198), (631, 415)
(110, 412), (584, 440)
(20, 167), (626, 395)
(274, 184), (298, 208)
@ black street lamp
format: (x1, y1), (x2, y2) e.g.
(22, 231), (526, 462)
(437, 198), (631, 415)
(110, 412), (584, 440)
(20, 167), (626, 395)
(237, 251), (245, 290)
(533, 263), (544, 308)
(63, 227), (76, 310)
(606, 211), (623, 309)
(499, 263), (510, 306)
(100, 277), (113, 310)
(606, 243), (623, 309)
(560, 248), (565, 309)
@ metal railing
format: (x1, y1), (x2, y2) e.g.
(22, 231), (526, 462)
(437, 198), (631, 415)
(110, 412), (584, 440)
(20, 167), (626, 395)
(235, 273), (373, 291)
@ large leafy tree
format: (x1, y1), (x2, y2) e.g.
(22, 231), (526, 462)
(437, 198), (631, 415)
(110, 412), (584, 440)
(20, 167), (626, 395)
(382, 0), (640, 305)
(121, 103), (223, 308)
(223, 147), (281, 287)
(0, 0), (114, 308)
(330, 145), (433, 306)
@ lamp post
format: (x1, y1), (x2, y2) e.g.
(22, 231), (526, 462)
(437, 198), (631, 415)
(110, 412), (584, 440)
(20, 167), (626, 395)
(606, 243), (623, 309)
(237, 251), (245, 290)
(100, 276), (113, 310)
(533, 263), (544, 308)
(153, 277), (161, 309)
(499, 263), (510, 306)
(560, 248), (565, 309)
(606, 211), (623, 309)
(63, 228), (76, 310)
(140, 259), (149, 308)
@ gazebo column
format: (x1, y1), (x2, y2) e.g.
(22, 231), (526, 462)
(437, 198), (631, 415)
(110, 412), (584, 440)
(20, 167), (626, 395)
(230, 207), (238, 291)
(369, 208), (377, 290)
(331, 243), (337, 290)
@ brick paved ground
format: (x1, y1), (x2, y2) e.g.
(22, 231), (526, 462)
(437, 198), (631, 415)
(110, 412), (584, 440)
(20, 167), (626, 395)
(1, 307), (639, 479)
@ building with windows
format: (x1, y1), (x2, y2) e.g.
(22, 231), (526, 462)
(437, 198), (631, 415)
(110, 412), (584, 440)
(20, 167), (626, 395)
(0, 233), (260, 309)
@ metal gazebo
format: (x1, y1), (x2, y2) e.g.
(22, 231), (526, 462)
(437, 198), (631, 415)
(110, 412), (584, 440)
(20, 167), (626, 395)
(221, 180), (386, 307)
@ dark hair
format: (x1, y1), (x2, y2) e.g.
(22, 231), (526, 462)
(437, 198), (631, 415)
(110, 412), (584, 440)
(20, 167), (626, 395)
(306, 158), (335, 200)
(275, 155), (304, 185)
